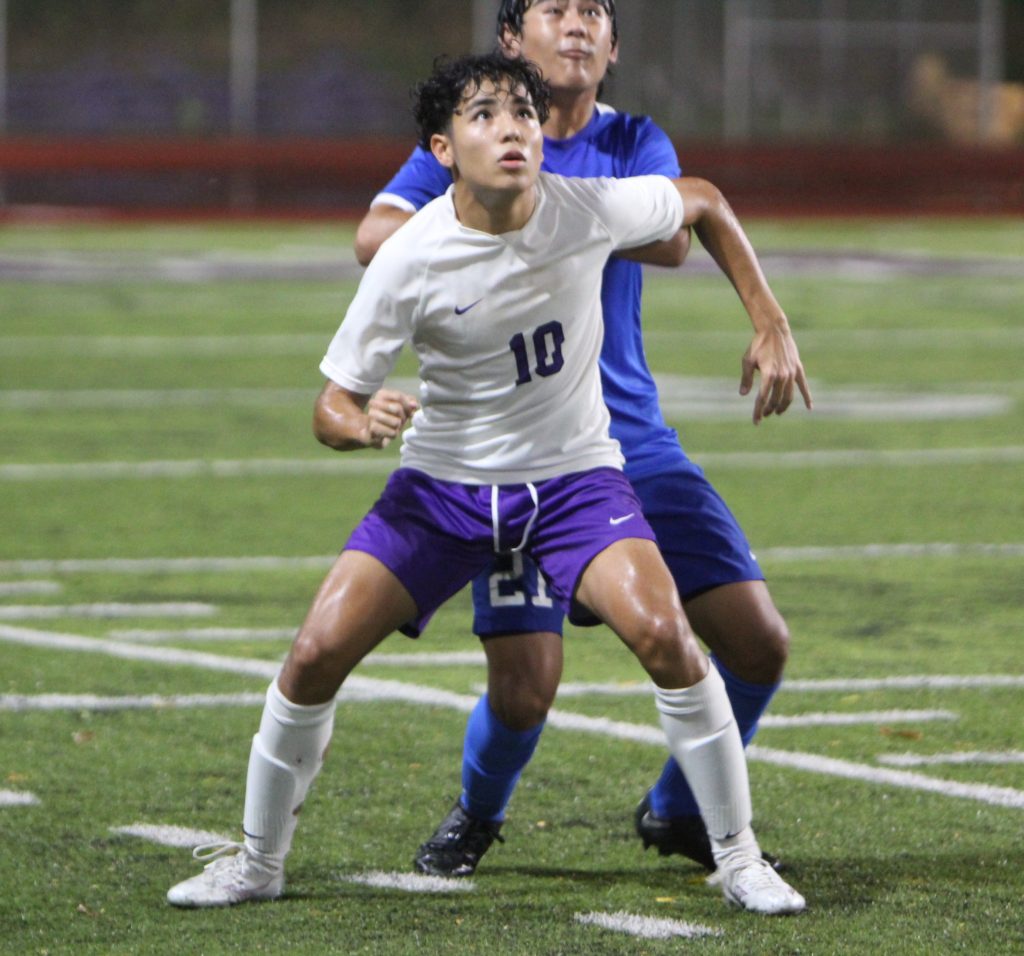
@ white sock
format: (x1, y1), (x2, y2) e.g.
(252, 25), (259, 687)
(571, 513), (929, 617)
(242, 679), (335, 864)
(654, 666), (757, 858)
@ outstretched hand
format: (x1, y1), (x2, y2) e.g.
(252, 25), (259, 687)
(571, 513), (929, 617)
(363, 388), (420, 448)
(740, 326), (813, 425)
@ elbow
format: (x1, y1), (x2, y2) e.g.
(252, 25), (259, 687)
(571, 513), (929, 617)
(668, 226), (692, 267)
(353, 227), (378, 268)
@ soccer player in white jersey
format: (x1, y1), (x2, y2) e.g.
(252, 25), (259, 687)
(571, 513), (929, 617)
(166, 52), (805, 915)
(357, 0), (812, 881)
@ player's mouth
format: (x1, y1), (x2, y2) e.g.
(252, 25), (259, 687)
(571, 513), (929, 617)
(498, 150), (528, 169)
(559, 46), (591, 61)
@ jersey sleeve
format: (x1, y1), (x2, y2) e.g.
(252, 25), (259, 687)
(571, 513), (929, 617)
(320, 247), (417, 395)
(370, 146), (454, 213)
(627, 117), (682, 178)
(588, 175), (685, 251)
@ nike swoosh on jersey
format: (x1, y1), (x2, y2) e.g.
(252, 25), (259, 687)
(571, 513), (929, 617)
(454, 298), (483, 315)
(609, 512), (636, 525)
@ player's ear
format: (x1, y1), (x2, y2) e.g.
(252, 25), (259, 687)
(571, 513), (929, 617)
(430, 132), (455, 170)
(608, 37), (619, 65)
(500, 26), (521, 57)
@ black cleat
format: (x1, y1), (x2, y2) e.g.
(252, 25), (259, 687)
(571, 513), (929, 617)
(413, 802), (505, 878)
(634, 793), (784, 873)
(635, 792), (716, 870)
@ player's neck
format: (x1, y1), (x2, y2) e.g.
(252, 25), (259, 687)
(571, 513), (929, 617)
(543, 87), (599, 141)
(452, 181), (538, 236)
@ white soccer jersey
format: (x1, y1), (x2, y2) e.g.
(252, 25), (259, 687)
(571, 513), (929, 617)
(320, 172), (683, 484)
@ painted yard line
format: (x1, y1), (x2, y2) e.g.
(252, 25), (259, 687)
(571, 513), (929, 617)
(878, 751), (1024, 767)
(0, 790), (40, 807)
(0, 602), (216, 620)
(2, 334), (327, 359)
(748, 745), (1024, 810)
(107, 628), (486, 665)
(6, 326), (1024, 357)
(783, 675), (1024, 691)
(3, 446), (1022, 484)
(343, 872), (475, 894)
(110, 824), (233, 848)
(0, 692), (266, 712)
(110, 627), (296, 643)
(2, 543), (1023, 581)
(0, 458), (394, 481)
(1, 385), (1012, 422)
(761, 543), (1024, 562)
(0, 556), (337, 575)
(555, 675), (1024, 697)
(574, 911), (721, 940)
(0, 580), (62, 596)
(0, 388), (317, 410)
(2, 624), (1021, 812)
(762, 709), (956, 727)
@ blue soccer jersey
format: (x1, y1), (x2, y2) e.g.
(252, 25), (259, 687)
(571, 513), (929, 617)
(372, 105), (686, 481)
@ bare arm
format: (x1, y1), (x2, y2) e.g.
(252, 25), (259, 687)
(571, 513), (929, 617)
(673, 176), (813, 425)
(354, 205), (415, 266)
(615, 226), (692, 267)
(313, 381), (419, 451)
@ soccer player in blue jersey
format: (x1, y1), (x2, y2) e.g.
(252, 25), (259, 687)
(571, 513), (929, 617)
(355, 0), (813, 880)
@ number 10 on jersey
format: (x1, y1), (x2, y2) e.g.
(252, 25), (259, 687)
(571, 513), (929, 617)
(508, 321), (566, 386)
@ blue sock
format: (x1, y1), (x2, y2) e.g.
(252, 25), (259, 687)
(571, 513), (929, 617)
(460, 693), (544, 823)
(648, 654), (780, 819)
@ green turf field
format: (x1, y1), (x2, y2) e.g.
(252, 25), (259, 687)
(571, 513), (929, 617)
(1, 218), (1022, 954)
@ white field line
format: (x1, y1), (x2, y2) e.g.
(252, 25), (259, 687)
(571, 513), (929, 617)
(0, 692), (266, 712)
(747, 745), (1024, 810)
(343, 872), (475, 894)
(110, 627), (296, 643)
(6, 327), (1023, 358)
(0, 580), (62, 596)
(110, 824), (233, 848)
(2, 624), (1022, 811)
(574, 911), (721, 940)
(3, 446), (1024, 483)
(2, 542), (1024, 581)
(0, 602), (216, 621)
(878, 751), (1024, 767)
(555, 675), (1024, 697)
(762, 709), (956, 727)
(0, 790), (40, 807)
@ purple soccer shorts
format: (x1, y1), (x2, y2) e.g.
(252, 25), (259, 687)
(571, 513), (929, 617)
(343, 466), (656, 636)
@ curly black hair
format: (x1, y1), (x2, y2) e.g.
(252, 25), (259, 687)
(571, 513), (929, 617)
(497, 0), (618, 46)
(413, 52), (551, 150)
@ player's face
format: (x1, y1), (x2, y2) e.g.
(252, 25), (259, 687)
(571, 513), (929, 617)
(504, 1), (618, 95)
(432, 79), (544, 195)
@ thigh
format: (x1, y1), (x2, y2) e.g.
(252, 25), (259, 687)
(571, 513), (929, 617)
(279, 550), (418, 704)
(684, 579), (788, 683)
(575, 538), (706, 687)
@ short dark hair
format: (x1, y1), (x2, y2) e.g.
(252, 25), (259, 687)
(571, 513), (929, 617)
(413, 52), (551, 150)
(497, 0), (618, 46)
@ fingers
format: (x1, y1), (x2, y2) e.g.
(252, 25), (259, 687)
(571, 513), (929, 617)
(365, 390), (419, 448)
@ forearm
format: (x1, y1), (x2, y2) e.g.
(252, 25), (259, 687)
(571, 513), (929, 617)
(313, 382), (375, 451)
(679, 179), (787, 334)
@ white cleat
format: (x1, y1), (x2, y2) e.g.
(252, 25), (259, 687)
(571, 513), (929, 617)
(166, 842), (284, 908)
(713, 853), (806, 915)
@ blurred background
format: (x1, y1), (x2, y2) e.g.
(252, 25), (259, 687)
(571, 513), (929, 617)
(0, 0), (1022, 215)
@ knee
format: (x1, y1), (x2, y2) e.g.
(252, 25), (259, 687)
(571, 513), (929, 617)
(725, 612), (790, 684)
(628, 611), (701, 687)
(486, 643), (561, 731)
